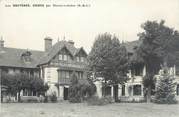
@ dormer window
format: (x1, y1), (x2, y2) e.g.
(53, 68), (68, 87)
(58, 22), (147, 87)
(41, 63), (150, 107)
(21, 51), (32, 62)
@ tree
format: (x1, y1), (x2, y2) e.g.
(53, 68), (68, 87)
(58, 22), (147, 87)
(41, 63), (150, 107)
(136, 20), (178, 102)
(154, 66), (177, 104)
(29, 76), (49, 96)
(1, 72), (29, 101)
(1, 72), (49, 102)
(68, 73), (96, 103)
(68, 73), (84, 103)
(88, 33), (129, 101)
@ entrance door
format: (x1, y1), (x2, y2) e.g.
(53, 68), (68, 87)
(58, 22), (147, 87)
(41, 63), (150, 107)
(114, 85), (118, 102)
(63, 87), (69, 100)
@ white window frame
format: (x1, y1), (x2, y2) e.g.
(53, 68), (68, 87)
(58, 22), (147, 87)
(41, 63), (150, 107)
(59, 54), (63, 60)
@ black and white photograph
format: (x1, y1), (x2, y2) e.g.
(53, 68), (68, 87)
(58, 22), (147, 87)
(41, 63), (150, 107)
(0, 0), (179, 117)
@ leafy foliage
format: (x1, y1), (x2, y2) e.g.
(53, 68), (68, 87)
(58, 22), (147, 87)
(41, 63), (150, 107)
(1, 72), (49, 101)
(49, 92), (57, 103)
(68, 74), (82, 103)
(154, 67), (177, 104)
(135, 20), (179, 102)
(88, 33), (129, 85)
(68, 73), (96, 103)
(87, 96), (114, 106)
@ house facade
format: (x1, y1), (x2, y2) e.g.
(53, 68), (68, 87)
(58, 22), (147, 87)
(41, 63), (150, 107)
(0, 37), (89, 100)
(1, 38), (179, 101)
(94, 41), (179, 102)
(0, 39), (44, 99)
(38, 37), (89, 100)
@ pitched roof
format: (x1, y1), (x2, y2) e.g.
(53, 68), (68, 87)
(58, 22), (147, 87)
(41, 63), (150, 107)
(0, 47), (44, 68)
(38, 40), (87, 65)
(0, 40), (140, 68)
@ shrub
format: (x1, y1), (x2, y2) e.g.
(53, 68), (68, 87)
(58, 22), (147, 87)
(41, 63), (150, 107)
(44, 96), (48, 103)
(20, 96), (39, 103)
(68, 74), (97, 103)
(49, 92), (57, 103)
(87, 96), (114, 106)
(68, 77), (82, 103)
(154, 67), (178, 104)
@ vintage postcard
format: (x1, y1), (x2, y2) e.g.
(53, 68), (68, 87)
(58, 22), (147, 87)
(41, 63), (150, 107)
(0, 0), (179, 117)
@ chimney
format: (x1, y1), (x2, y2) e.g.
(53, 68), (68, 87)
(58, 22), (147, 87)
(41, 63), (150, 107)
(0, 37), (4, 48)
(68, 40), (74, 46)
(44, 37), (52, 51)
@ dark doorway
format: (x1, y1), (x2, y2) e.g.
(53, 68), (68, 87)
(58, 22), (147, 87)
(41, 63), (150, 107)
(102, 86), (111, 96)
(113, 85), (118, 102)
(63, 87), (69, 100)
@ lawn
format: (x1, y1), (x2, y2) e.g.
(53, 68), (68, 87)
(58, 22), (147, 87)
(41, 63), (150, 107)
(1, 102), (179, 117)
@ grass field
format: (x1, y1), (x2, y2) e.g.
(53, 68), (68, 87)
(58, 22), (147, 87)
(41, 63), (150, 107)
(1, 102), (179, 117)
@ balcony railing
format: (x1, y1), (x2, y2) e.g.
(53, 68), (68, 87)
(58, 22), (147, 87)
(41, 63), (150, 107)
(58, 78), (87, 85)
(59, 78), (71, 85)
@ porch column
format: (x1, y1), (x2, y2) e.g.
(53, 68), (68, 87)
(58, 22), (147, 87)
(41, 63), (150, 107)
(143, 66), (146, 77)
(125, 84), (129, 96)
(174, 65), (176, 77)
(111, 86), (114, 97)
(131, 85), (134, 96)
(95, 81), (102, 98)
(128, 70), (132, 78)
(59, 86), (64, 99)
(118, 85), (122, 97)
(141, 85), (144, 97)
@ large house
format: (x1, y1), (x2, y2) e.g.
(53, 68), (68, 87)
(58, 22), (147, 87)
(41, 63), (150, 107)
(0, 38), (179, 101)
(0, 37), (88, 100)
(37, 37), (89, 100)
(94, 41), (179, 101)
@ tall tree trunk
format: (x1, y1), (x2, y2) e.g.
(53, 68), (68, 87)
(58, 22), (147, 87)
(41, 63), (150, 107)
(146, 86), (151, 103)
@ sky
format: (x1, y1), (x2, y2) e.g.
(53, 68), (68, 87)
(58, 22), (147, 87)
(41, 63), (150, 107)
(0, 0), (179, 53)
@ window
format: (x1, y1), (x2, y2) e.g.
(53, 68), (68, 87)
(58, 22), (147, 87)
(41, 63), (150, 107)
(132, 68), (143, 76)
(122, 85), (125, 96)
(102, 86), (111, 96)
(76, 56), (79, 62)
(76, 56), (86, 62)
(59, 54), (63, 60)
(61, 71), (66, 78)
(64, 55), (67, 61)
(133, 85), (141, 96)
(81, 57), (85, 62)
(59, 54), (70, 61)
(30, 70), (33, 76)
(77, 71), (83, 79)
(2, 68), (8, 73)
(59, 70), (71, 79)
(177, 84), (179, 96)
(47, 68), (51, 82)
(66, 71), (70, 79)
(131, 64), (144, 76)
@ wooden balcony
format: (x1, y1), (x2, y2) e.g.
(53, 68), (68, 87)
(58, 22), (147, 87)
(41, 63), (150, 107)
(58, 78), (88, 85)
(59, 78), (71, 85)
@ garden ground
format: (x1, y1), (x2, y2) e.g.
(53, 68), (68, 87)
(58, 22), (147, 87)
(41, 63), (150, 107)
(1, 102), (179, 117)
